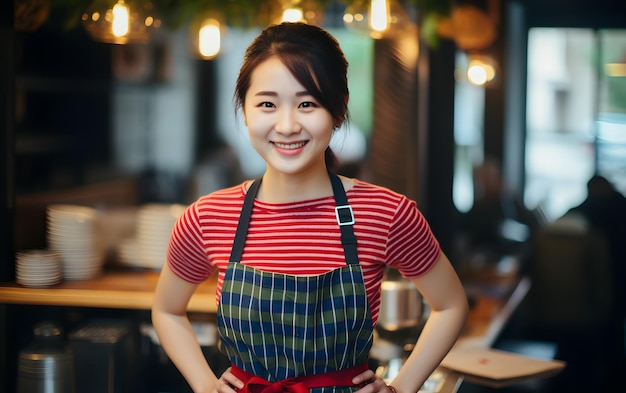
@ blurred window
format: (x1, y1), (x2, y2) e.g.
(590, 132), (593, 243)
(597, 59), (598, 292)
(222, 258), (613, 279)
(524, 28), (626, 220)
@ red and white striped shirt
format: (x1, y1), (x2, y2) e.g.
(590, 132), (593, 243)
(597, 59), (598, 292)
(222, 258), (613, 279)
(167, 179), (441, 323)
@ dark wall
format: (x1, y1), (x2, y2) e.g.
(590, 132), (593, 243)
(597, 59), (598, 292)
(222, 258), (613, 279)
(1, 0), (15, 283)
(1, 1), (15, 390)
(14, 12), (112, 195)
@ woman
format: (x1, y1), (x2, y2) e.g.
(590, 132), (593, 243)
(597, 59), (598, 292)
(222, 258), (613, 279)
(152, 22), (468, 393)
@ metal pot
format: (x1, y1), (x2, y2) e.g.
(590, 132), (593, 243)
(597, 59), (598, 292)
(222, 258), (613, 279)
(377, 276), (423, 331)
(17, 321), (75, 393)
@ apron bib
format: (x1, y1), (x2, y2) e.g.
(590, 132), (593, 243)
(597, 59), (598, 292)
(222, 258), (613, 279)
(216, 173), (374, 393)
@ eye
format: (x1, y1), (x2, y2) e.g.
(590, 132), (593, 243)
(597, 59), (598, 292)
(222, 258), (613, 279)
(298, 101), (318, 109)
(258, 101), (275, 109)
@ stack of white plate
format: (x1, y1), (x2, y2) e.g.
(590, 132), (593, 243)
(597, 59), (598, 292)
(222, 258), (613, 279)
(15, 250), (63, 287)
(136, 203), (185, 269)
(46, 204), (105, 280)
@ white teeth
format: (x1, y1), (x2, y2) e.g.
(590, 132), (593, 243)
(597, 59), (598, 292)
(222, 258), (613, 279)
(274, 141), (306, 149)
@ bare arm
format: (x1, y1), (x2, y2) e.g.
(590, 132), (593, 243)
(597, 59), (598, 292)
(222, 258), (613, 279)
(390, 252), (468, 392)
(152, 264), (218, 393)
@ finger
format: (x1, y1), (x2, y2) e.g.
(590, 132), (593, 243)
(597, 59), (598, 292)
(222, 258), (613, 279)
(216, 378), (239, 393)
(220, 370), (244, 390)
(353, 377), (387, 393)
(352, 369), (376, 385)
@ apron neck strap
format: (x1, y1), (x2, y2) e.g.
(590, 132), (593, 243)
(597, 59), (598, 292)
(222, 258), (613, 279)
(229, 172), (359, 265)
(329, 172), (359, 266)
(229, 179), (261, 263)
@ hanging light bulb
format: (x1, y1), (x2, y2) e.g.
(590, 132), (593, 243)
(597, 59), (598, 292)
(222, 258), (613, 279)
(343, 0), (409, 39)
(111, 1), (130, 37)
(189, 11), (226, 60)
(198, 19), (221, 59)
(369, 0), (390, 33)
(282, 7), (304, 22)
(466, 53), (498, 86)
(274, 0), (324, 25)
(82, 0), (161, 44)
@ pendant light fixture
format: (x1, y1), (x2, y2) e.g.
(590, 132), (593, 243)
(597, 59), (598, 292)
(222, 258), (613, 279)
(466, 53), (498, 86)
(14, 0), (50, 32)
(82, 0), (161, 45)
(343, 0), (409, 39)
(437, 0), (501, 87)
(276, 0), (325, 25)
(189, 11), (225, 60)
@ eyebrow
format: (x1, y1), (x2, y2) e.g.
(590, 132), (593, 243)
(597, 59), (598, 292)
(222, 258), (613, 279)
(253, 91), (312, 97)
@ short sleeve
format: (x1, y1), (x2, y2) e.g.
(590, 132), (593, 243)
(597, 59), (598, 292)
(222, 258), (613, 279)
(166, 203), (214, 283)
(385, 197), (441, 277)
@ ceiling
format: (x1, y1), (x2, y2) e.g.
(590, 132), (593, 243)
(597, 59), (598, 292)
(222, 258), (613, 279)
(515, 0), (626, 28)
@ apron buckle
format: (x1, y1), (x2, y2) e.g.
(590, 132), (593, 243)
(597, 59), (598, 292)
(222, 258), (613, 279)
(335, 205), (355, 226)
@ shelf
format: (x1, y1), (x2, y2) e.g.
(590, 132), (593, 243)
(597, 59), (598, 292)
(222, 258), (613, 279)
(15, 133), (72, 154)
(0, 268), (218, 313)
(15, 76), (111, 94)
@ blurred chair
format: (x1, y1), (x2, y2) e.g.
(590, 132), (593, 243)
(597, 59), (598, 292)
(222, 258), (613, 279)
(522, 214), (618, 392)
(527, 215), (614, 329)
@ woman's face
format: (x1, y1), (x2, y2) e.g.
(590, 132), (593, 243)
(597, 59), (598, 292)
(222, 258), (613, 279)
(243, 56), (334, 177)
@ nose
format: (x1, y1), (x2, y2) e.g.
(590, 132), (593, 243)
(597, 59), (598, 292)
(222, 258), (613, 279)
(275, 108), (301, 135)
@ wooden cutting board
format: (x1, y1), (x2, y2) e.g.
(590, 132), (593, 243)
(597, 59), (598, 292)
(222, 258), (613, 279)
(440, 347), (566, 387)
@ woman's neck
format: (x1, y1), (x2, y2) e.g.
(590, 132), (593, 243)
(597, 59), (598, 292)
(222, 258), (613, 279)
(256, 167), (334, 204)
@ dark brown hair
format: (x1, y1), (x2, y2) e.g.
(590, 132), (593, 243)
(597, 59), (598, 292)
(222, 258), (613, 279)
(234, 22), (350, 171)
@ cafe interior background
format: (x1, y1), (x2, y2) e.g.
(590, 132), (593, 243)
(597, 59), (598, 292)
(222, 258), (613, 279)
(1, 0), (625, 392)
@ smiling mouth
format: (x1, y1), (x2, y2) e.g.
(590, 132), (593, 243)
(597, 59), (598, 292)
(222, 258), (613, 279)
(272, 141), (307, 149)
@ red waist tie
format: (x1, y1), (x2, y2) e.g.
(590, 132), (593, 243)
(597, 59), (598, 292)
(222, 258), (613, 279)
(230, 363), (370, 393)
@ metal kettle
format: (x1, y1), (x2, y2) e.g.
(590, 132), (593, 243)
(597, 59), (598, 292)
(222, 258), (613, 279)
(377, 269), (424, 331)
(372, 270), (428, 382)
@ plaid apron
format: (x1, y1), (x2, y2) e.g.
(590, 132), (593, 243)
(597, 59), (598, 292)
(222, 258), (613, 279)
(217, 173), (374, 393)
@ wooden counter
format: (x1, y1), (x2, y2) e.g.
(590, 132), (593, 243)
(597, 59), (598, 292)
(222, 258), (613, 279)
(0, 268), (218, 312)
(0, 266), (532, 393)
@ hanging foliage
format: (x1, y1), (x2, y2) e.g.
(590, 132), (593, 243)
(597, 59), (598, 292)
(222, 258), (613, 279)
(42, 0), (457, 47)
